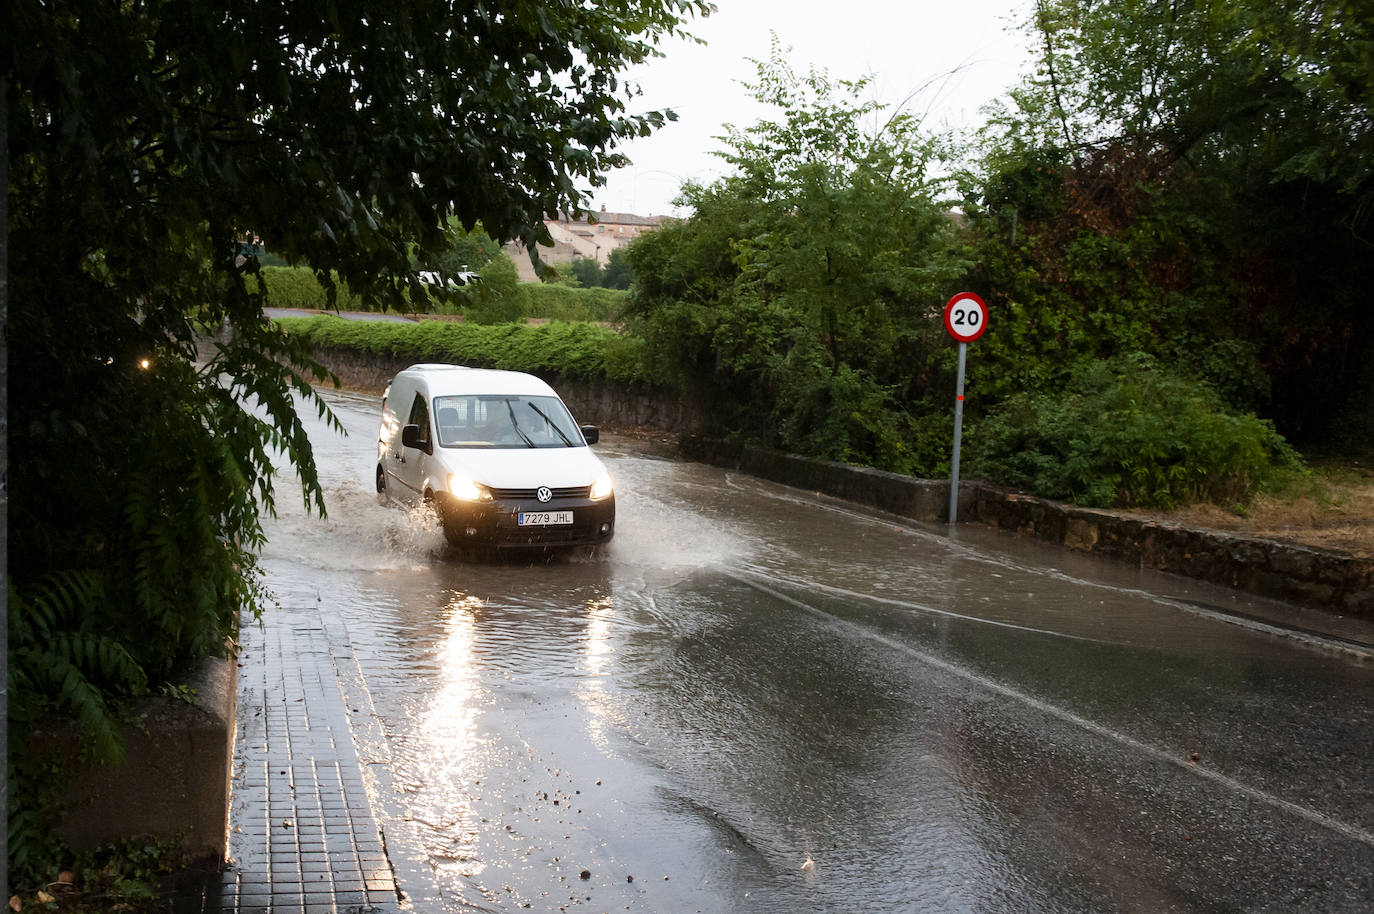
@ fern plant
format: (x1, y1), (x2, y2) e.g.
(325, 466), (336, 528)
(7, 573), (151, 875)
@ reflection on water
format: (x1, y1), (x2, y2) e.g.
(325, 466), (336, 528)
(581, 595), (614, 674)
(422, 595), (481, 795)
(254, 389), (1374, 912)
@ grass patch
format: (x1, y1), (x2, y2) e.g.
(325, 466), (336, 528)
(1129, 463), (1374, 557)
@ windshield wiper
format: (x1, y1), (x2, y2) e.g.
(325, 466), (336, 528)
(526, 402), (575, 446)
(506, 400), (536, 448)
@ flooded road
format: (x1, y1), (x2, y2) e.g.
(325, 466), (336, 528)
(255, 388), (1374, 912)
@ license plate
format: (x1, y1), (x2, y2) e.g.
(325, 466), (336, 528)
(518, 510), (573, 526)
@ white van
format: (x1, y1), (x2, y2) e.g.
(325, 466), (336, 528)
(377, 364), (614, 549)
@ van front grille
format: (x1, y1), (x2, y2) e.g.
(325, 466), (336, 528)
(488, 485), (591, 501)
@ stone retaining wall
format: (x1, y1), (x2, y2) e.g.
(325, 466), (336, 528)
(309, 344), (701, 432)
(681, 435), (1374, 617)
(969, 488), (1372, 614)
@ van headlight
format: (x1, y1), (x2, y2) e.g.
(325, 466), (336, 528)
(589, 473), (614, 501)
(448, 476), (492, 501)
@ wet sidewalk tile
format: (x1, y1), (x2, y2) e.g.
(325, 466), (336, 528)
(218, 606), (402, 914)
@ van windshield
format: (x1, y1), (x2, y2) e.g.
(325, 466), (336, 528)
(432, 395), (584, 449)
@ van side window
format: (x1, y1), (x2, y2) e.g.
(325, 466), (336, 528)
(407, 393), (431, 447)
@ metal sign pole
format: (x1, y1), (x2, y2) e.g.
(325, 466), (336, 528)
(941, 291), (985, 526)
(949, 341), (967, 523)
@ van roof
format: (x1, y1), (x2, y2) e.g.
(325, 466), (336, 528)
(396, 364), (558, 398)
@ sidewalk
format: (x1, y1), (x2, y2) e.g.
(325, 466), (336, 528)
(214, 604), (404, 914)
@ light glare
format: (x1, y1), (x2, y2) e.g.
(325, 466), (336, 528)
(449, 476), (486, 501)
(590, 473), (613, 500)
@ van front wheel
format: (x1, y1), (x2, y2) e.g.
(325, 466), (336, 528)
(426, 491), (467, 547)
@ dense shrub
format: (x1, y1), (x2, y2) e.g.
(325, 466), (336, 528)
(248, 263), (627, 323)
(518, 283), (626, 322)
(246, 264), (454, 313)
(280, 316), (1305, 511)
(968, 355), (1305, 508)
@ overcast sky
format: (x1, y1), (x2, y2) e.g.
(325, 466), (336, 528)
(588, 0), (1034, 217)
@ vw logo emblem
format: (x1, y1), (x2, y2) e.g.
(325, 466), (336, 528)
(536, 486), (553, 503)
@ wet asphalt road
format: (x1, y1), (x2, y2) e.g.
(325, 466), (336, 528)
(257, 388), (1374, 913)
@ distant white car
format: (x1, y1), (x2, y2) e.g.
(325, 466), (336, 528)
(377, 364), (614, 549)
(418, 269), (480, 289)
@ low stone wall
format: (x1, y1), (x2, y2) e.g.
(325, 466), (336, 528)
(52, 654), (237, 862)
(311, 345), (414, 394)
(680, 435), (953, 522)
(970, 488), (1373, 614)
(682, 435), (1374, 617)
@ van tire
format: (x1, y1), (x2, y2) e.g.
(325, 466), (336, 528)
(375, 464), (386, 494)
(425, 490), (466, 547)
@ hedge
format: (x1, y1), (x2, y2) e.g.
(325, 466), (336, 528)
(275, 315), (662, 388)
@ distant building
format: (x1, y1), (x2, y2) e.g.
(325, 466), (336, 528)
(553, 207), (665, 263)
(504, 206), (666, 281)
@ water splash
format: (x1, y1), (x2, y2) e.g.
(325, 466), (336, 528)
(262, 475), (446, 572)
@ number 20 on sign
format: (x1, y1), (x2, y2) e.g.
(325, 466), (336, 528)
(943, 292), (987, 343)
(944, 292), (987, 524)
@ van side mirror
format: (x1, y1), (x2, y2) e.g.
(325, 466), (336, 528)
(580, 425), (599, 445)
(402, 424), (427, 452)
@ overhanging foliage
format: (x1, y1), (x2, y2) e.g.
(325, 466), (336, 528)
(5, 0), (710, 883)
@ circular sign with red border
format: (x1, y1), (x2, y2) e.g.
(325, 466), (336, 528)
(943, 292), (988, 343)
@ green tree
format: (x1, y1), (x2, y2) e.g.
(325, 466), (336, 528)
(570, 257), (605, 287)
(5, 0), (709, 880)
(603, 248), (636, 290)
(628, 45), (967, 471)
(968, 0), (1374, 444)
(435, 222), (503, 276)
(467, 254), (524, 324)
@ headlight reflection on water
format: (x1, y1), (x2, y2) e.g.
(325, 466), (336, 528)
(426, 594), (483, 760)
(581, 595), (615, 674)
(579, 594), (618, 754)
(411, 592), (485, 875)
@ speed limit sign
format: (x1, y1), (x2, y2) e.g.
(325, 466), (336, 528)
(943, 291), (986, 525)
(943, 292), (988, 342)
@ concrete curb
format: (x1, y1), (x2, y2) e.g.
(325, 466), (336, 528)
(680, 435), (1374, 618)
